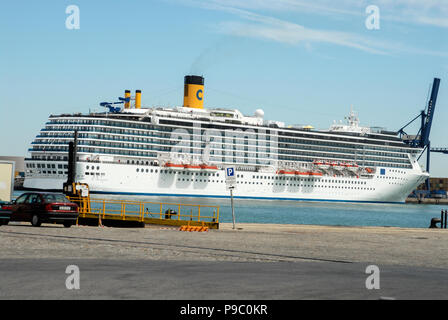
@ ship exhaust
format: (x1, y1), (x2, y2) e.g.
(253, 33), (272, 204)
(135, 90), (142, 109)
(183, 75), (204, 109)
(124, 90), (131, 109)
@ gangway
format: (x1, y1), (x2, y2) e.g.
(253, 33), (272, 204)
(68, 194), (220, 229)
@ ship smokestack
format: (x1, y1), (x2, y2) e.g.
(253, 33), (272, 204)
(135, 90), (141, 109)
(183, 75), (204, 109)
(124, 90), (131, 109)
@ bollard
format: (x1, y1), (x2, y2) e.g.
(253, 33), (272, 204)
(430, 218), (441, 228)
(443, 210), (448, 229)
(441, 210), (445, 229)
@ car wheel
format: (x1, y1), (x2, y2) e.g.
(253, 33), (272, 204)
(31, 215), (41, 227)
(63, 222), (73, 228)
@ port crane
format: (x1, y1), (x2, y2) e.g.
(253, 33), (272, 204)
(397, 78), (445, 191)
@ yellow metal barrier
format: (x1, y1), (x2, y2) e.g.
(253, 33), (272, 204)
(179, 225), (209, 232)
(68, 196), (220, 229)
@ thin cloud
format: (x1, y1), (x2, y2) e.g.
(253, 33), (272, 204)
(177, 0), (448, 56)
(216, 20), (390, 55)
(198, 0), (448, 28)
(182, 1), (390, 54)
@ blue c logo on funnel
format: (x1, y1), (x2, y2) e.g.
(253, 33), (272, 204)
(196, 89), (203, 101)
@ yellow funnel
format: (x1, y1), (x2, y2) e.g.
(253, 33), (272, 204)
(183, 75), (204, 109)
(135, 90), (141, 109)
(124, 90), (131, 109)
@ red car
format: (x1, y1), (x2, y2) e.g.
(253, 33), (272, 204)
(3, 192), (79, 228)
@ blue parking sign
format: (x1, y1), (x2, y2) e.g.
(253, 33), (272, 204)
(226, 167), (235, 177)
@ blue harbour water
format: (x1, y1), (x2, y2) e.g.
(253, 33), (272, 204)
(13, 191), (444, 229)
(144, 196), (443, 228)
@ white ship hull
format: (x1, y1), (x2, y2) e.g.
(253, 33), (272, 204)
(24, 161), (428, 204)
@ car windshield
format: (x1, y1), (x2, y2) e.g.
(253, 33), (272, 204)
(42, 194), (70, 203)
(15, 194), (29, 204)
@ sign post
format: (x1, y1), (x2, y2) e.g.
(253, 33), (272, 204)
(230, 187), (235, 229)
(225, 167), (237, 230)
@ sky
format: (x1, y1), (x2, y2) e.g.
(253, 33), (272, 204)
(0, 0), (447, 176)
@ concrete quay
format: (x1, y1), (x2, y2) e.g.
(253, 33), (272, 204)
(0, 222), (447, 299)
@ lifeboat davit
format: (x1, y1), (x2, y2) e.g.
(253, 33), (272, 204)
(313, 160), (331, 170)
(346, 163), (359, 172)
(330, 162), (344, 170)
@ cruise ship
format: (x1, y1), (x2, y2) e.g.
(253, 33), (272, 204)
(23, 75), (429, 203)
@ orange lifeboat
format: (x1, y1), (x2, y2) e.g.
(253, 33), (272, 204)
(183, 164), (202, 171)
(200, 164), (218, 171)
(164, 163), (184, 170)
(277, 170), (295, 175)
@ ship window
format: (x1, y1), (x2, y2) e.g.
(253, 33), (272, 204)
(136, 168), (139, 172)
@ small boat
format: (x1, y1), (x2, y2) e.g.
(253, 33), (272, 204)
(277, 170), (295, 175)
(164, 163), (185, 170)
(365, 167), (374, 174)
(200, 164), (218, 171)
(307, 172), (323, 176)
(183, 164), (202, 171)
